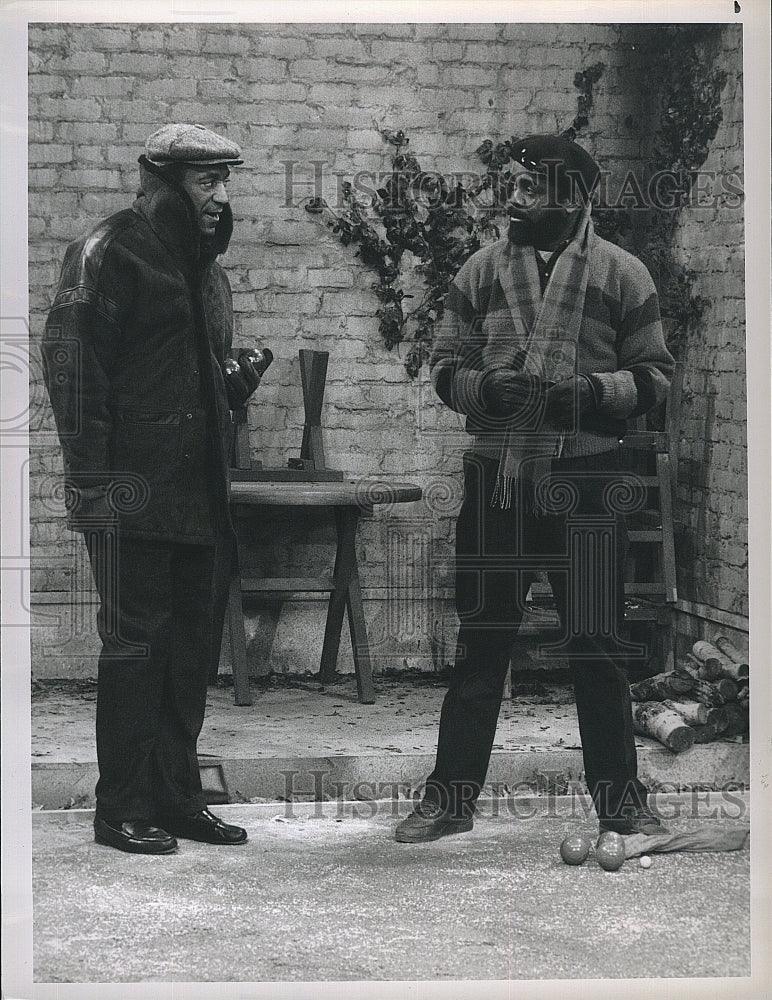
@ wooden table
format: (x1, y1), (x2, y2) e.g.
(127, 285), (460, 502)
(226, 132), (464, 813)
(227, 479), (422, 705)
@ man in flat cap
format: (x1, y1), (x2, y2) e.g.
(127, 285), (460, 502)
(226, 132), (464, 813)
(42, 124), (268, 854)
(396, 134), (674, 843)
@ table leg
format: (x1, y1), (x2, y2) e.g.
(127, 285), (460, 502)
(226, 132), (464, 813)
(320, 507), (375, 702)
(319, 507), (355, 683)
(346, 562), (375, 704)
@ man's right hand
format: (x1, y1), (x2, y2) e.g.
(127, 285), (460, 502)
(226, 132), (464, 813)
(481, 369), (546, 417)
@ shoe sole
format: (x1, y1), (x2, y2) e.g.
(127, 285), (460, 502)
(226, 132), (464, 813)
(165, 834), (248, 845)
(395, 819), (474, 843)
(160, 825), (248, 845)
(94, 833), (178, 855)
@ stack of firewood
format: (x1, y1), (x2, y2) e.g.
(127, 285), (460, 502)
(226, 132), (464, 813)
(629, 637), (749, 753)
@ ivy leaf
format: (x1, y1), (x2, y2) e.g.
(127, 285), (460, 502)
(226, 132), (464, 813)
(305, 197), (328, 214)
(476, 139), (494, 164)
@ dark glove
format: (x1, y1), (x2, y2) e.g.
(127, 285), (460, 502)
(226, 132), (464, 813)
(544, 375), (597, 429)
(481, 368), (547, 418)
(224, 347), (273, 409)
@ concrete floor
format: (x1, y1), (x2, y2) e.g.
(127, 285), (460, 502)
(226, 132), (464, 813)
(31, 798), (751, 985)
(22, 674), (757, 992)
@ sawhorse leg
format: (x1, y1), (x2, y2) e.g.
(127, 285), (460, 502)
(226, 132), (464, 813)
(319, 506), (375, 703)
(227, 572), (253, 706)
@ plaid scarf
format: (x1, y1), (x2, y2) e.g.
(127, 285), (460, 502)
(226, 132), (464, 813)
(491, 204), (594, 510)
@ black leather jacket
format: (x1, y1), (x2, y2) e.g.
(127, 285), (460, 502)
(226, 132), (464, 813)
(42, 157), (236, 543)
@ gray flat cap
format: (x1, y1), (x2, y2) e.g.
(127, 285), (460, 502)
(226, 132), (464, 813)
(145, 123), (243, 166)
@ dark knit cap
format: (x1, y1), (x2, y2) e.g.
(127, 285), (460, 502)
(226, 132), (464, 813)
(144, 123), (243, 166)
(511, 134), (600, 202)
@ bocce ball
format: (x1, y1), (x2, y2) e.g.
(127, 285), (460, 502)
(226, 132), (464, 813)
(559, 834), (591, 866)
(639, 855), (652, 869)
(596, 831), (626, 871)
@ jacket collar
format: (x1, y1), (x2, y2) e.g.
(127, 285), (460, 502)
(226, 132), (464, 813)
(132, 155), (233, 264)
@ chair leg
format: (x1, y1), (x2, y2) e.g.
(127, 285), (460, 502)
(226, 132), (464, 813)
(657, 452), (678, 603)
(227, 573), (252, 706)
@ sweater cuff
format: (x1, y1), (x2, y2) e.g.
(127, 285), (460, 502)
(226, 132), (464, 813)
(578, 373), (601, 410)
(589, 371), (638, 419)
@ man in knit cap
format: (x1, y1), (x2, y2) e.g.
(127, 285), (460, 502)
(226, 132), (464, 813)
(396, 135), (675, 843)
(42, 124), (267, 854)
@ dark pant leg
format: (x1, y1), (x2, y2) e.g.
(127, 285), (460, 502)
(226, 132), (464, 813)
(85, 532), (174, 823)
(152, 543), (216, 816)
(543, 451), (648, 820)
(428, 454), (532, 818)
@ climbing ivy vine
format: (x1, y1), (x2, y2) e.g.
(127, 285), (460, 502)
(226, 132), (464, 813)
(592, 27), (729, 362)
(305, 29), (729, 374)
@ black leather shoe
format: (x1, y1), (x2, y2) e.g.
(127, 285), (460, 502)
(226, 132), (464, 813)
(395, 799), (473, 843)
(599, 807), (669, 837)
(94, 816), (177, 855)
(159, 808), (248, 845)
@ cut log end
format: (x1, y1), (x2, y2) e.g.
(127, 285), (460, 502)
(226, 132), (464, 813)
(667, 727), (695, 753)
(632, 701), (695, 754)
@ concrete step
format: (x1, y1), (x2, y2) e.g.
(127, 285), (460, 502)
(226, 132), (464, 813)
(31, 675), (749, 810)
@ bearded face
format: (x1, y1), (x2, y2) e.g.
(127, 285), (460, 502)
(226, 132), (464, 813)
(504, 162), (583, 250)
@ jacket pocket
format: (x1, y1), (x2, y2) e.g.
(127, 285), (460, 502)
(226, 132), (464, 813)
(110, 414), (182, 486)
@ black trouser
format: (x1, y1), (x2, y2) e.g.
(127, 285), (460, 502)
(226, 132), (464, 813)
(427, 449), (648, 822)
(84, 532), (216, 823)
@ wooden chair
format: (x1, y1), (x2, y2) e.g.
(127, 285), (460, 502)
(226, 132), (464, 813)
(505, 362), (684, 688)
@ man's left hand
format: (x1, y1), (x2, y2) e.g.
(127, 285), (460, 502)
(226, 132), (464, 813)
(223, 348), (273, 409)
(544, 376), (597, 429)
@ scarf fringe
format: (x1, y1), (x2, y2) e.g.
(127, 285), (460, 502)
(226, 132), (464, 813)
(491, 473), (513, 510)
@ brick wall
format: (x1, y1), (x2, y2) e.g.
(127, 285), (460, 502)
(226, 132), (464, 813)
(663, 27), (747, 658)
(27, 22), (746, 678)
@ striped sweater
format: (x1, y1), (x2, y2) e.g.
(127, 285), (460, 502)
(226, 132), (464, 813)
(430, 233), (674, 459)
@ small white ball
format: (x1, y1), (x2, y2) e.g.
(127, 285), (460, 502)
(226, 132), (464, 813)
(639, 855), (652, 869)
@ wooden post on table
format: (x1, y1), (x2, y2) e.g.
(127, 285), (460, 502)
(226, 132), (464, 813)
(288, 349), (329, 472)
